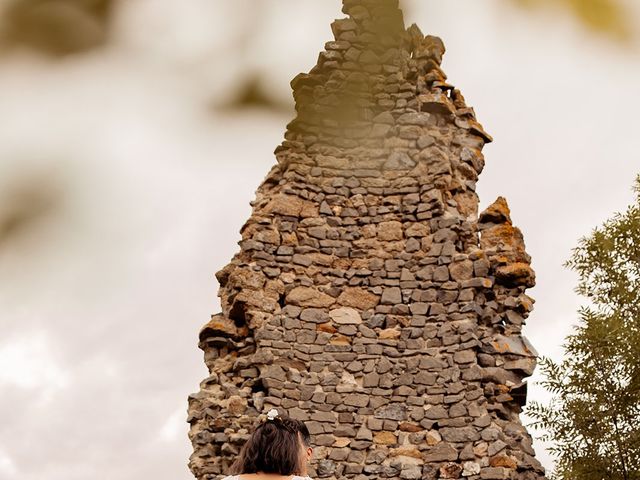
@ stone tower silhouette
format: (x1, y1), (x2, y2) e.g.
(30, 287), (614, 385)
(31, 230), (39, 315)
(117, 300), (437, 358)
(187, 1), (547, 479)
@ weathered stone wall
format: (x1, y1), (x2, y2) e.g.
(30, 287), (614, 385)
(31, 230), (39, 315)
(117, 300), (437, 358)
(187, 1), (546, 479)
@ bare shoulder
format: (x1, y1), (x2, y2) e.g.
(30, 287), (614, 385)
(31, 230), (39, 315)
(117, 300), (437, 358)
(220, 476), (239, 480)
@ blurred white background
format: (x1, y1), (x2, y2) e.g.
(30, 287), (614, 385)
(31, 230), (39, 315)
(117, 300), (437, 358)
(0, 0), (639, 478)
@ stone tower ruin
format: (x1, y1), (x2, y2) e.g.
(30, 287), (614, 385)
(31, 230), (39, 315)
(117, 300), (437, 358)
(187, 1), (547, 479)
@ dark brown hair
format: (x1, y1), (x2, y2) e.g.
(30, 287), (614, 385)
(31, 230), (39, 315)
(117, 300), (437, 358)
(230, 412), (311, 475)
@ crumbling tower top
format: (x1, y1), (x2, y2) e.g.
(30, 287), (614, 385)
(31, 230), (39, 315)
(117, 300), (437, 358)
(281, 0), (490, 160)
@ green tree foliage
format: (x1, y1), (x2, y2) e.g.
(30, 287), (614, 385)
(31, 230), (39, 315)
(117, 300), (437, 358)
(527, 174), (640, 480)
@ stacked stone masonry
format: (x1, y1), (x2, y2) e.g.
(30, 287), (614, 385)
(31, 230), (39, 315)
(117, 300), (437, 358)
(188, 1), (547, 479)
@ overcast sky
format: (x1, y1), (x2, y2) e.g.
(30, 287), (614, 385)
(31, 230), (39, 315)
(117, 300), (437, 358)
(0, 1), (639, 479)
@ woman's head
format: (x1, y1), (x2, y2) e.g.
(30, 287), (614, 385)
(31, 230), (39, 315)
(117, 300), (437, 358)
(230, 409), (312, 476)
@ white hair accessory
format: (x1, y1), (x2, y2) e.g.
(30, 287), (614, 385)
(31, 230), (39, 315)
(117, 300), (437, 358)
(266, 408), (279, 421)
